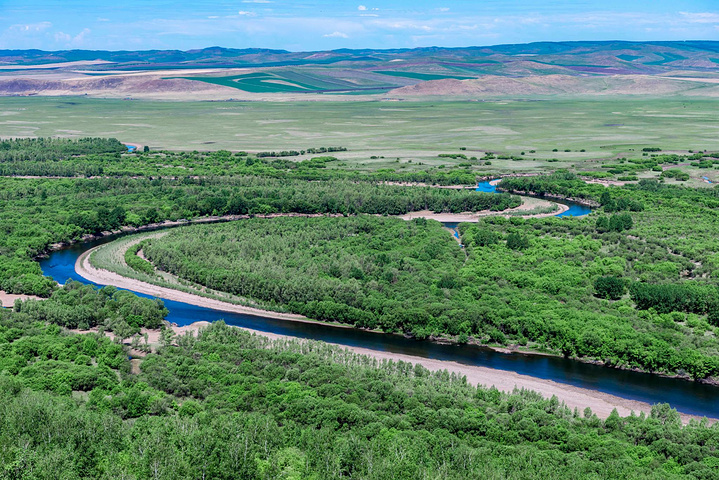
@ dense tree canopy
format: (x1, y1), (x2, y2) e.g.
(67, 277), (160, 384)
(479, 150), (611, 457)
(1, 313), (717, 479)
(144, 216), (464, 334)
(0, 174), (517, 296)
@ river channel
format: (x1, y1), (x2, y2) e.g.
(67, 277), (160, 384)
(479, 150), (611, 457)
(37, 182), (719, 418)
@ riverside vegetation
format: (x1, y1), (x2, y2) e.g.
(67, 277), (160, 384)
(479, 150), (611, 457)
(2, 310), (719, 478)
(0, 139), (517, 297)
(134, 182), (719, 380)
(2, 138), (719, 478)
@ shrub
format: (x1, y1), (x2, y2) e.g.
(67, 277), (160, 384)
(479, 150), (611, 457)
(594, 276), (627, 300)
(506, 232), (529, 250)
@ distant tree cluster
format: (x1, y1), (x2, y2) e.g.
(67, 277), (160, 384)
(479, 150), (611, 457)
(256, 146), (347, 157)
(600, 191), (644, 212)
(630, 282), (719, 320)
(506, 232), (530, 250)
(0, 137), (126, 162)
(594, 276), (627, 300)
(661, 169), (690, 181)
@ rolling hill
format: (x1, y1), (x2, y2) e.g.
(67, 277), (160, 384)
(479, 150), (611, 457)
(1, 41), (718, 99)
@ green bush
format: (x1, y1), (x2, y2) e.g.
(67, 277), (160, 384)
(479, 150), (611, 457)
(594, 276), (626, 300)
(506, 232), (529, 250)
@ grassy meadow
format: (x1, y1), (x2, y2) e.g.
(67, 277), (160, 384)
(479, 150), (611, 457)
(1, 96), (719, 179)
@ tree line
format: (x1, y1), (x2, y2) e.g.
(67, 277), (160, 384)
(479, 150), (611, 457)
(0, 137), (480, 186)
(0, 137), (126, 162)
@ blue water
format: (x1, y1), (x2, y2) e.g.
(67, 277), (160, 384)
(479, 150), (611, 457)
(476, 180), (499, 194)
(555, 201), (592, 217)
(442, 222), (463, 247)
(443, 222), (461, 239)
(477, 180), (592, 217)
(39, 237), (719, 418)
(125, 145), (136, 152)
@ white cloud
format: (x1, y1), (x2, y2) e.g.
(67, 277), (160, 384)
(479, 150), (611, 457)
(678, 12), (719, 24)
(9, 21), (52, 33)
(358, 5), (367, 11)
(374, 20), (433, 32)
(238, 10), (256, 16)
(438, 8), (450, 12)
(324, 31), (349, 38)
(54, 32), (72, 43)
(54, 28), (91, 47)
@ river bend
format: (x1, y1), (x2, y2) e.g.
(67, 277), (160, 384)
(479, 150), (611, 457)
(37, 183), (719, 418)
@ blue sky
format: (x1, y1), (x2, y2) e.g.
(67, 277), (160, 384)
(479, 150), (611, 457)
(1, 0), (718, 51)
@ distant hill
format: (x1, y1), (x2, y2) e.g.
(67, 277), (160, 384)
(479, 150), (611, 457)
(388, 74), (719, 97)
(1, 41), (718, 99)
(2, 41), (719, 73)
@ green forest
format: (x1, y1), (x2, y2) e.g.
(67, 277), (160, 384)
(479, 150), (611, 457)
(142, 216), (465, 332)
(2, 312), (718, 479)
(138, 197), (719, 379)
(2, 138), (719, 478)
(0, 137), (480, 185)
(0, 173), (516, 296)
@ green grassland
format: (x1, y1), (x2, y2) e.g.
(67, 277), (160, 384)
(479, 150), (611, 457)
(180, 69), (397, 94)
(181, 72), (321, 93)
(372, 71), (477, 81)
(2, 96), (719, 180)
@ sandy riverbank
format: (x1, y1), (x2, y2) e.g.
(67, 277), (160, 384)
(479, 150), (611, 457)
(334, 342), (709, 423)
(398, 200), (569, 223)
(76, 246), (311, 323)
(107, 320), (708, 424)
(75, 244), (711, 423)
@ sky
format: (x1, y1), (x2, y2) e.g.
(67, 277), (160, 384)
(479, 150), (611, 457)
(0, 0), (718, 52)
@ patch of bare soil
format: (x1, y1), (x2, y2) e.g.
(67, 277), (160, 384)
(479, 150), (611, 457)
(387, 74), (719, 97)
(0, 290), (42, 308)
(0, 76), (240, 99)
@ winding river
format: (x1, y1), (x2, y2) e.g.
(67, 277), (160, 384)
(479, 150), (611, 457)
(38, 182), (719, 419)
(477, 179), (592, 217)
